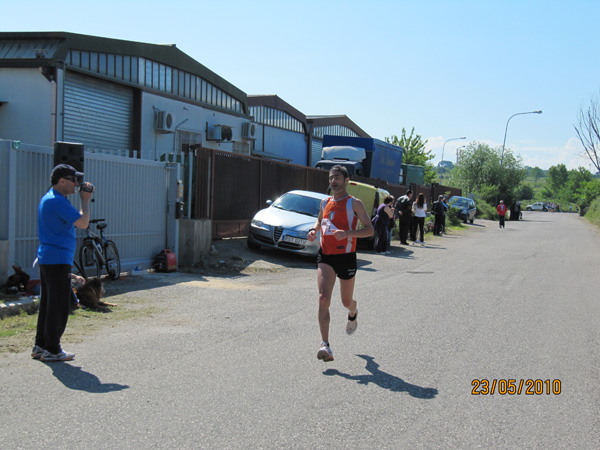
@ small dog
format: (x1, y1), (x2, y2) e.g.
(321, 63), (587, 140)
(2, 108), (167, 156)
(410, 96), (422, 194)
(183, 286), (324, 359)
(6, 265), (30, 293)
(75, 278), (117, 312)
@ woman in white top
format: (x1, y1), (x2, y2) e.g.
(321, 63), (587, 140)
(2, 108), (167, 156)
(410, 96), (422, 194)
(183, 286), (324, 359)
(413, 192), (427, 244)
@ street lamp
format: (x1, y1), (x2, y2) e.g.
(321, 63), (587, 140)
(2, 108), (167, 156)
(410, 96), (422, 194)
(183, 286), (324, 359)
(442, 137), (466, 162)
(500, 110), (542, 165)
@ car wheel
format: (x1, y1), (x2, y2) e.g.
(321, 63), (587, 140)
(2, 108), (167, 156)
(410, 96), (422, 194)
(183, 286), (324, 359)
(470, 218), (474, 224)
(527, 207), (532, 211)
(463, 218), (467, 224)
(247, 239), (260, 250)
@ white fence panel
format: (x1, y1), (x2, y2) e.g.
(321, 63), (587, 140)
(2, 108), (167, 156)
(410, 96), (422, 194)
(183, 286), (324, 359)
(1, 139), (178, 282)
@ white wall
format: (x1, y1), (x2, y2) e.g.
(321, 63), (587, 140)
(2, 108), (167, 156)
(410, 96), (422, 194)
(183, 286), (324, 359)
(256, 125), (307, 165)
(0, 68), (54, 145)
(140, 92), (249, 160)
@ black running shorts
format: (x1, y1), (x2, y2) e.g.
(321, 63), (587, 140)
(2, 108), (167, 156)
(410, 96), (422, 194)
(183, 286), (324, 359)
(316, 249), (357, 280)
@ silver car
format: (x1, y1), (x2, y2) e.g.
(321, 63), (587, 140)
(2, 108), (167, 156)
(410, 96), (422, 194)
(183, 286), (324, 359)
(247, 190), (329, 257)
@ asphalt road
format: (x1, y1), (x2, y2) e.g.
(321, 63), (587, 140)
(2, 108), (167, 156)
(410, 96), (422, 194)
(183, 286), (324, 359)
(1, 213), (599, 449)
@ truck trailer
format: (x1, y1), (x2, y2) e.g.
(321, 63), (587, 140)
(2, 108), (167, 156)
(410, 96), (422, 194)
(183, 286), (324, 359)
(315, 136), (404, 185)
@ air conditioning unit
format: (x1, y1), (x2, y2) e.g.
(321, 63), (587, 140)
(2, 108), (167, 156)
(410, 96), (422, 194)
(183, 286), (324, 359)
(242, 122), (257, 140)
(206, 124), (233, 141)
(155, 110), (174, 133)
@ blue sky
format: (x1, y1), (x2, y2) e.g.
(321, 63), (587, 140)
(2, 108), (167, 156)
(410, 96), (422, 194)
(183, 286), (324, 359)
(5, 0), (600, 170)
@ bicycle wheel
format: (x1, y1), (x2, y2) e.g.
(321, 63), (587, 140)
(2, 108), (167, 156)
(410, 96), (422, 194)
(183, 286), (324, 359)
(104, 240), (121, 280)
(79, 241), (101, 279)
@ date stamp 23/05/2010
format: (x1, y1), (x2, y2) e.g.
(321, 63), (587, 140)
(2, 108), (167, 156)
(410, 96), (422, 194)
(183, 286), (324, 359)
(471, 379), (561, 396)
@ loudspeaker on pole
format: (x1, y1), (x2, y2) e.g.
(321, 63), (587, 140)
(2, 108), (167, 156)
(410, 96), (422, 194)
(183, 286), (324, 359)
(53, 141), (84, 174)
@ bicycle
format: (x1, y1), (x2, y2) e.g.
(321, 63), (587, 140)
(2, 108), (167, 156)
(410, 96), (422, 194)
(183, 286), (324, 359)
(78, 219), (121, 280)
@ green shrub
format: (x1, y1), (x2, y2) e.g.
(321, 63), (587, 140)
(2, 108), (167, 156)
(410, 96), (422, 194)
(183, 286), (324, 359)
(585, 197), (600, 226)
(476, 200), (497, 220)
(446, 207), (462, 226)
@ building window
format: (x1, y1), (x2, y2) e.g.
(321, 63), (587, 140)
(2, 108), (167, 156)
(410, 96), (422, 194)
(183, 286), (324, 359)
(65, 50), (244, 114)
(115, 55), (122, 79)
(99, 53), (107, 75)
(71, 50), (80, 67)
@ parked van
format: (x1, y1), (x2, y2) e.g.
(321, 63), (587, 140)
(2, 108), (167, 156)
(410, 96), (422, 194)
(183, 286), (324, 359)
(328, 180), (390, 250)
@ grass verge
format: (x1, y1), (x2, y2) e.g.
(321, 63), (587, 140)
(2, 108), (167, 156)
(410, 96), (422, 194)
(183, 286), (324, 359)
(0, 294), (163, 355)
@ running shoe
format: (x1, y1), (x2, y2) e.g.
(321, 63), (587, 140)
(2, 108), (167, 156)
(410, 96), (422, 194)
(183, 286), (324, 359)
(40, 350), (75, 362)
(31, 345), (44, 360)
(346, 309), (358, 335)
(317, 342), (334, 362)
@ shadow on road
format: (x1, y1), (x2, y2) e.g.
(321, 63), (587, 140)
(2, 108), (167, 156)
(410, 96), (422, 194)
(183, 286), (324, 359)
(323, 354), (438, 399)
(45, 362), (130, 393)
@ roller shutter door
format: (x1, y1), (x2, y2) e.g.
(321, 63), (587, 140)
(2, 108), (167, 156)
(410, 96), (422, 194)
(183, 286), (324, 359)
(64, 71), (133, 152)
(311, 139), (323, 167)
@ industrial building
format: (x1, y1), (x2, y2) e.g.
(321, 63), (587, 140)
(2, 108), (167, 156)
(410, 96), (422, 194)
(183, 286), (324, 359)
(0, 32), (369, 165)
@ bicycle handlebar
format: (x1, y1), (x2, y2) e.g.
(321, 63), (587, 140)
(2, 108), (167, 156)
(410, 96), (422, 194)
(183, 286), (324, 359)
(89, 219), (106, 223)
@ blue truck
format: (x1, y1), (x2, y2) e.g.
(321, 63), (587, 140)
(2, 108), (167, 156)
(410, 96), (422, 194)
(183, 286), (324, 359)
(315, 135), (404, 185)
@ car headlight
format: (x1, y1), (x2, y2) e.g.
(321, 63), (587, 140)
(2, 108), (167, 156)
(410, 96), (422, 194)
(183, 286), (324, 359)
(251, 219), (271, 231)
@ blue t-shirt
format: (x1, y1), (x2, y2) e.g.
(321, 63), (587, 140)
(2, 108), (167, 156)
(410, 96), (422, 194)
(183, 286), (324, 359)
(37, 189), (81, 264)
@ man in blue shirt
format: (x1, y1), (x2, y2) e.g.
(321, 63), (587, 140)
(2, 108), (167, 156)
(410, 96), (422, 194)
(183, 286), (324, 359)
(32, 164), (94, 362)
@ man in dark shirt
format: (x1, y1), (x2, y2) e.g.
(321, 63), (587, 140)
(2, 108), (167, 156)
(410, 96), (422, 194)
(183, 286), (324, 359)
(394, 190), (413, 245)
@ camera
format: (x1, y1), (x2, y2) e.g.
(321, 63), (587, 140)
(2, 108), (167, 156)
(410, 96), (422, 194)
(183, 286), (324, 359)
(80, 183), (94, 193)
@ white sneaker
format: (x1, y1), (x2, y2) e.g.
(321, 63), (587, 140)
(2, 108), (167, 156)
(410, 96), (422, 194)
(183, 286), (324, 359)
(31, 345), (44, 360)
(317, 342), (334, 362)
(346, 310), (358, 335)
(40, 350), (75, 362)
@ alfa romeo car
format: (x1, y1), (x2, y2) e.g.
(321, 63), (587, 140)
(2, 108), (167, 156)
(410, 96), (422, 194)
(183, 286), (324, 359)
(247, 190), (329, 257)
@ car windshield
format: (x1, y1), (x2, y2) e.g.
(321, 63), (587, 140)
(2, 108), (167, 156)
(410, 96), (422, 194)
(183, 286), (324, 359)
(272, 193), (322, 217)
(449, 198), (470, 208)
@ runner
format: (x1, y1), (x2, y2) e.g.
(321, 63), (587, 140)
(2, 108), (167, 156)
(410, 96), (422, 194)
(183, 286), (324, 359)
(307, 165), (374, 362)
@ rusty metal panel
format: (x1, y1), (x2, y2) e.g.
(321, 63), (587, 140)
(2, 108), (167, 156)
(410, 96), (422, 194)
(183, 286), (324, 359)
(193, 149), (211, 219)
(259, 160), (306, 205)
(305, 167), (329, 194)
(212, 220), (250, 239)
(212, 151), (260, 220)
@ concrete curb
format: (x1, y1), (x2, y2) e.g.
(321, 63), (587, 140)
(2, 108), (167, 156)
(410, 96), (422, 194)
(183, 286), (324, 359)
(0, 296), (39, 319)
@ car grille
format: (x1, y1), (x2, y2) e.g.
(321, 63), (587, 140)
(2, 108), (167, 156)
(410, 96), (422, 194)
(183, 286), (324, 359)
(274, 227), (283, 242)
(252, 227), (308, 251)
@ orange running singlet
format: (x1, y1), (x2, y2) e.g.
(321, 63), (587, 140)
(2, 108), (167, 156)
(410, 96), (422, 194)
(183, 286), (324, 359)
(320, 195), (358, 255)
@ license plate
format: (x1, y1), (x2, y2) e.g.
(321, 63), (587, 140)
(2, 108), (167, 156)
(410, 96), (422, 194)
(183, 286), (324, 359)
(283, 235), (305, 245)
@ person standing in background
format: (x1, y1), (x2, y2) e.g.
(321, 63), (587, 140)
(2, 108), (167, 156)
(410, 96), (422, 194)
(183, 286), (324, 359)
(497, 200), (508, 229)
(395, 190), (413, 245)
(413, 193), (427, 244)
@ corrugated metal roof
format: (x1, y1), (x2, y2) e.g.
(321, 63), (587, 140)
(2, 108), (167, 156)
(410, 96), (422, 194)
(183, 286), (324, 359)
(0, 39), (60, 59)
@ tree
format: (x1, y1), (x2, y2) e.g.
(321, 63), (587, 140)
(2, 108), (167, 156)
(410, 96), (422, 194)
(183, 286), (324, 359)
(532, 166), (544, 182)
(385, 128), (437, 184)
(449, 142), (526, 205)
(574, 92), (600, 173)
(548, 164), (569, 193)
(517, 183), (535, 200)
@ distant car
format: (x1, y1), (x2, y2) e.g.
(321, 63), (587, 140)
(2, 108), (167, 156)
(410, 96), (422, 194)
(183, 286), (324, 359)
(526, 201), (547, 211)
(247, 190), (329, 257)
(448, 196), (476, 224)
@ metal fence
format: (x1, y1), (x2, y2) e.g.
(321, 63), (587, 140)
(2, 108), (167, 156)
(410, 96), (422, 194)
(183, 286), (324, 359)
(1, 140), (179, 282)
